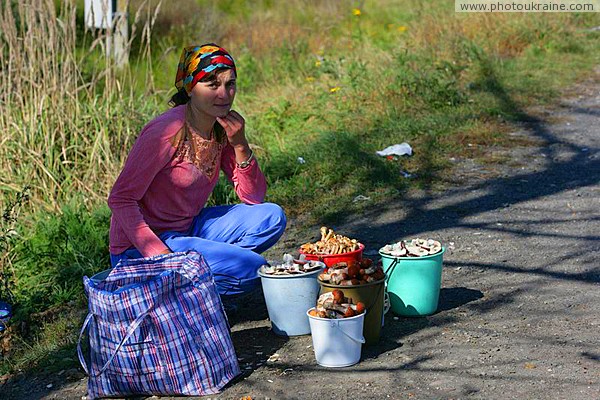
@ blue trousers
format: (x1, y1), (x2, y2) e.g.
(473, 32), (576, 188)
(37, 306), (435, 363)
(110, 203), (287, 296)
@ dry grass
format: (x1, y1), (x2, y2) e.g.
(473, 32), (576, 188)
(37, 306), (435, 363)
(0, 0), (597, 212)
(410, 10), (576, 60)
(223, 1), (346, 56)
(0, 0), (163, 210)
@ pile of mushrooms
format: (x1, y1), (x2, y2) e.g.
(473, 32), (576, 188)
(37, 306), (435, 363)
(318, 258), (385, 285)
(261, 254), (324, 275)
(309, 290), (365, 319)
(380, 238), (442, 257)
(300, 226), (362, 255)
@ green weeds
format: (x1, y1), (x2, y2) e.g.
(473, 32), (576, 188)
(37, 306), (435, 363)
(1, 0), (600, 374)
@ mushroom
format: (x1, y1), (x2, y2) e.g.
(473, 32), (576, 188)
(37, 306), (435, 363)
(347, 264), (360, 278)
(332, 289), (345, 304)
(320, 226), (327, 241)
(313, 290), (365, 319)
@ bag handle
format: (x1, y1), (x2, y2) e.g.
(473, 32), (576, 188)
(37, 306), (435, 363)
(104, 252), (207, 286)
(77, 313), (94, 375)
(102, 265), (175, 284)
(331, 320), (366, 344)
(77, 309), (153, 377)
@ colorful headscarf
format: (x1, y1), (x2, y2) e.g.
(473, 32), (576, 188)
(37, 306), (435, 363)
(174, 44), (237, 95)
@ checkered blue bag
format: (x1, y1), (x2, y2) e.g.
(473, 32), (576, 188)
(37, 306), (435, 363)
(77, 251), (240, 399)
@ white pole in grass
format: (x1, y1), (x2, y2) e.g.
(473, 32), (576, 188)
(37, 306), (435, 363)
(113, 1), (129, 68)
(84, 0), (112, 59)
(84, 0), (128, 68)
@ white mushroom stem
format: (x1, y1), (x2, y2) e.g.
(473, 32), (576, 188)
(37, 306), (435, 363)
(325, 229), (334, 242)
(363, 266), (378, 275)
(318, 272), (331, 281)
(330, 273), (345, 285)
(320, 226), (327, 241)
(317, 292), (334, 309)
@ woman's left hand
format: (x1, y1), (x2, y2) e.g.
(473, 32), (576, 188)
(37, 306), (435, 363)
(217, 110), (248, 148)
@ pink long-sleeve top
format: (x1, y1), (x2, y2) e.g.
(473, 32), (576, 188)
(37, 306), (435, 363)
(108, 105), (267, 256)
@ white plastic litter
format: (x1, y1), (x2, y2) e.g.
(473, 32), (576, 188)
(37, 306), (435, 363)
(352, 195), (371, 203)
(376, 143), (412, 157)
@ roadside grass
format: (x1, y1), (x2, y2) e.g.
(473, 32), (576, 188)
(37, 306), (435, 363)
(1, 0), (600, 375)
(0, 201), (109, 375)
(8, 203), (110, 321)
(1, 305), (85, 375)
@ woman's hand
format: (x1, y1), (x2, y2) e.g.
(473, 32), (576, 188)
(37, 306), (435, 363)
(217, 110), (248, 148)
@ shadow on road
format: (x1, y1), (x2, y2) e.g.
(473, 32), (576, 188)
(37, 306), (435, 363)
(229, 326), (289, 381)
(360, 286), (483, 360)
(437, 287), (485, 313)
(321, 56), (599, 286)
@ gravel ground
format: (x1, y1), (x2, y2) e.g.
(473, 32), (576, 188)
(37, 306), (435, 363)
(1, 74), (598, 400)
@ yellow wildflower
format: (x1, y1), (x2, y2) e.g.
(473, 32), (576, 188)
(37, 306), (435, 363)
(397, 25), (408, 33)
(352, 8), (361, 16)
(315, 60), (321, 67)
(306, 76), (315, 82)
(329, 87), (340, 93)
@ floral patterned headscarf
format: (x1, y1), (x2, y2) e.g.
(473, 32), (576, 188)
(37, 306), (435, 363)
(174, 44), (236, 95)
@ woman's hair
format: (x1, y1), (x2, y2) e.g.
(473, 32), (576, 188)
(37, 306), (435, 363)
(169, 89), (191, 107)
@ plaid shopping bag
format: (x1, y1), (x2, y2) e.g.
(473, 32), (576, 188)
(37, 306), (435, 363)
(77, 251), (240, 399)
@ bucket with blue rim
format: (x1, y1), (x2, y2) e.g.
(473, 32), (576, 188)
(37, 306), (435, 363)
(258, 264), (324, 336)
(380, 247), (445, 316)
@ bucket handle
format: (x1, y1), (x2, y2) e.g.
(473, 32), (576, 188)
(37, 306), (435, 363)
(383, 257), (400, 284)
(382, 258), (401, 316)
(353, 282), (388, 322)
(383, 291), (391, 315)
(355, 281), (385, 314)
(331, 320), (366, 344)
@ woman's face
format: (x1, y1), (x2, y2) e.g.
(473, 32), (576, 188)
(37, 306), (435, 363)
(189, 69), (236, 118)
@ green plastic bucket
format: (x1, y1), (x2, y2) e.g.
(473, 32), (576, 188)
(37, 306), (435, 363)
(318, 279), (385, 345)
(380, 247), (445, 316)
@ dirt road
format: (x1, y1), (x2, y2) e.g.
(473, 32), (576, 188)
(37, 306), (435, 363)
(2, 73), (598, 399)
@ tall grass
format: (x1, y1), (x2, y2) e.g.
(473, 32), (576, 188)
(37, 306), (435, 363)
(2, 1), (598, 212)
(0, 0), (599, 373)
(0, 0), (164, 211)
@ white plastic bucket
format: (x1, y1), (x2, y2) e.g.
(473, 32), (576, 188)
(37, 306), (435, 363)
(307, 308), (366, 367)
